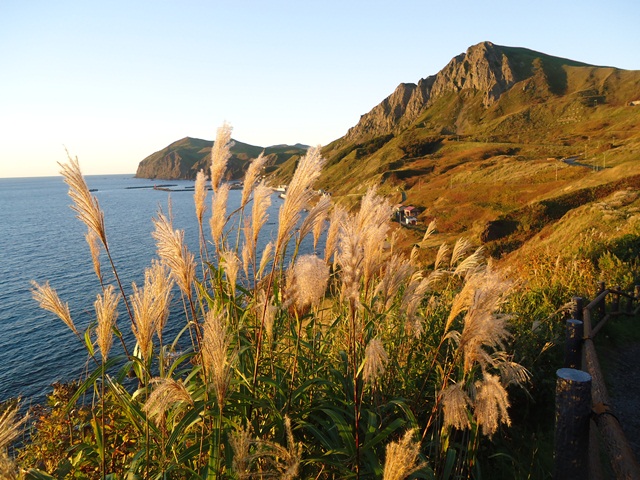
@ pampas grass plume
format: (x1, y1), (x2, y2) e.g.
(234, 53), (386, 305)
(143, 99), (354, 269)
(95, 285), (119, 361)
(85, 229), (102, 282)
(324, 206), (346, 264)
(210, 122), (233, 193)
(363, 338), (389, 385)
(241, 153), (267, 208)
(152, 210), (196, 298)
(275, 146), (325, 255)
(288, 255), (329, 314)
(0, 403), (26, 480)
(194, 169), (208, 226)
(210, 183), (230, 247)
(202, 308), (233, 407)
(474, 373), (511, 436)
(221, 249), (240, 296)
(251, 182), (272, 244)
(59, 153), (106, 245)
(440, 383), (471, 431)
(382, 429), (425, 480)
(31, 281), (78, 336)
(144, 377), (194, 427)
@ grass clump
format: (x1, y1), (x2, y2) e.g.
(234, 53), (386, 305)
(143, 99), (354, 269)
(10, 124), (536, 479)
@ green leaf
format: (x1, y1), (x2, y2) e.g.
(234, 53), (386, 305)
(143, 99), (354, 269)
(84, 326), (95, 357)
(24, 470), (57, 480)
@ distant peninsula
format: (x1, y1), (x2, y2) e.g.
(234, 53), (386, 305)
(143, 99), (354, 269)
(135, 136), (308, 180)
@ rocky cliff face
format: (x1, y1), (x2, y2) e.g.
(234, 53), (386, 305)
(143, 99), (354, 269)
(135, 137), (213, 180)
(345, 41), (520, 143)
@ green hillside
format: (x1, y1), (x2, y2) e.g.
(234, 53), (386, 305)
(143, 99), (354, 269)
(135, 137), (307, 180)
(270, 41), (640, 261)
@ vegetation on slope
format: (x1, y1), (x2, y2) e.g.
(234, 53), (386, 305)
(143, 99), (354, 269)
(135, 135), (307, 181)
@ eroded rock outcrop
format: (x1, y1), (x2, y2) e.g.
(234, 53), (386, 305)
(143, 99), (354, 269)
(345, 41), (519, 143)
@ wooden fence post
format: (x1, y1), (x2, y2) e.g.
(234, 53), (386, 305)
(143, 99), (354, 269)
(613, 286), (621, 313)
(598, 282), (606, 317)
(628, 291), (634, 314)
(554, 368), (592, 480)
(572, 297), (584, 321)
(564, 320), (584, 369)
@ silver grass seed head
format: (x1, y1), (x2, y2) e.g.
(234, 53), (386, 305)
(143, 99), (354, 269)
(473, 373), (511, 436)
(440, 383), (472, 431)
(31, 280), (78, 336)
(450, 237), (473, 268)
(59, 154), (107, 245)
(202, 308), (234, 407)
(130, 281), (155, 363)
(241, 239), (252, 278)
(275, 146), (325, 255)
(210, 182), (230, 247)
(251, 181), (272, 247)
(144, 377), (194, 427)
(85, 229), (102, 282)
(257, 241), (274, 280)
(241, 152), (267, 208)
(421, 219), (437, 243)
(210, 122), (234, 193)
(281, 415), (302, 480)
(148, 260), (174, 340)
(337, 218), (364, 306)
(194, 169), (208, 225)
(382, 429), (425, 480)
(363, 338), (389, 385)
(129, 261), (173, 362)
(0, 402), (27, 451)
(221, 249), (241, 297)
(152, 210), (196, 298)
(288, 255), (329, 315)
(325, 206), (346, 264)
(298, 194), (331, 246)
(95, 284), (120, 361)
(434, 242), (450, 271)
(256, 289), (277, 341)
(230, 424), (253, 477)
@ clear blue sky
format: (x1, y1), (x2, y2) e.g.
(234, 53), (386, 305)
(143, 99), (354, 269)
(1, 0), (638, 177)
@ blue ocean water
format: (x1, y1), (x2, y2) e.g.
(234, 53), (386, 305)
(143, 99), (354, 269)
(0, 174), (314, 406)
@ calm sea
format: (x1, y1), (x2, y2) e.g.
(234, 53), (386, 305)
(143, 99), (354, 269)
(0, 175), (315, 406)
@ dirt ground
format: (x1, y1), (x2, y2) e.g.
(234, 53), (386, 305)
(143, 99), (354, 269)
(604, 342), (640, 460)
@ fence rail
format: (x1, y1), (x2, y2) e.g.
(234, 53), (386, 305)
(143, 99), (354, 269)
(554, 283), (640, 480)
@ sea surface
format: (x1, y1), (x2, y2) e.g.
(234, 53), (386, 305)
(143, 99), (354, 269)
(0, 174), (317, 406)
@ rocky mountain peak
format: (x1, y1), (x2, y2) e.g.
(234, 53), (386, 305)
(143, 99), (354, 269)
(430, 41), (517, 106)
(345, 41), (519, 143)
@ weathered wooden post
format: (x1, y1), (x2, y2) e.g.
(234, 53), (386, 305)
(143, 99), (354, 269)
(613, 286), (621, 313)
(554, 368), (592, 480)
(598, 282), (606, 317)
(564, 320), (584, 369)
(628, 291), (634, 314)
(572, 297), (584, 321)
(635, 286), (640, 313)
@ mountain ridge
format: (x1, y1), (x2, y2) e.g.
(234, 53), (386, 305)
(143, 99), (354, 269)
(341, 41), (599, 144)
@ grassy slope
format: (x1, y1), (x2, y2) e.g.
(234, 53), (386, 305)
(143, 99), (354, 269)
(272, 58), (640, 262)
